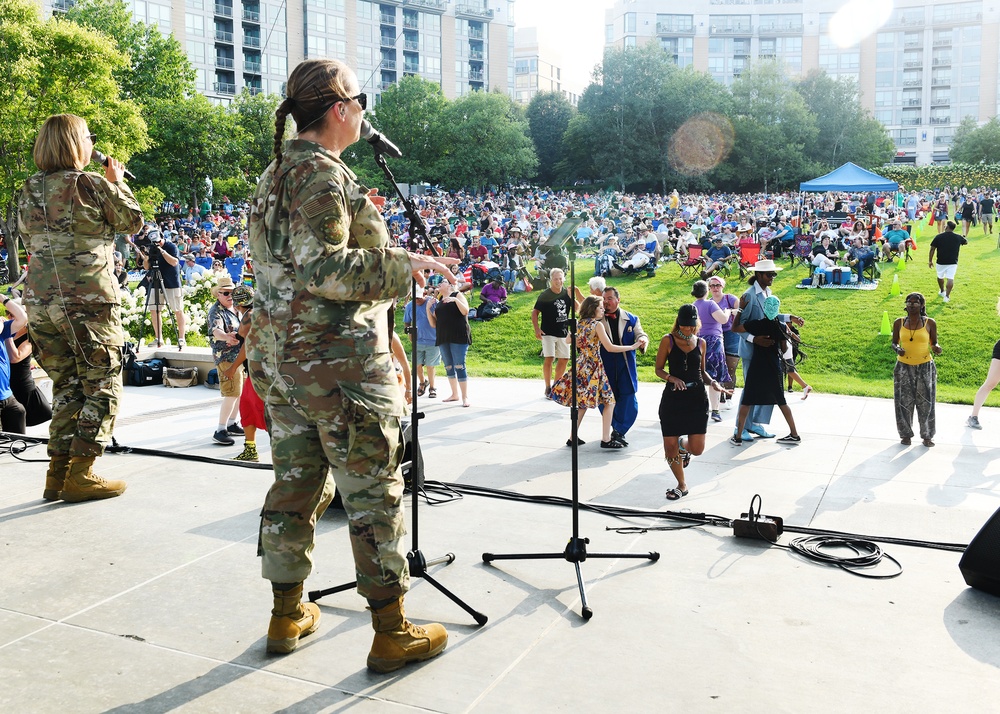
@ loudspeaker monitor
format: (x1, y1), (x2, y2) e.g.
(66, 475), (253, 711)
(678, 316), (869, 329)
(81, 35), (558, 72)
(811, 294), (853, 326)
(959, 506), (1000, 597)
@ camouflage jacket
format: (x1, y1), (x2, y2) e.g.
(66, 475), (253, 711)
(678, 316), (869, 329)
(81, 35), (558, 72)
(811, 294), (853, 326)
(247, 140), (411, 365)
(18, 170), (143, 305)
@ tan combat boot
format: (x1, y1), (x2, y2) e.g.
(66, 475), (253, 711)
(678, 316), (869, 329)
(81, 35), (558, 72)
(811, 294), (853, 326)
(266, 583), (321, 654)
(367, 597), (448, 673)
(43, 455), (71, 501)
(60, 456), (127, 502)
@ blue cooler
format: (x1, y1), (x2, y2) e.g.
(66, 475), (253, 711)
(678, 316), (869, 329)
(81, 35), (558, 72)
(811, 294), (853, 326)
(824, 268), (834, 284)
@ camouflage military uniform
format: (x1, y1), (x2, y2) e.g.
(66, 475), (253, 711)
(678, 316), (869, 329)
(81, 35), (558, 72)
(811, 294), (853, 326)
(248, 140), (413, 599)
(17, 170), (143, 457)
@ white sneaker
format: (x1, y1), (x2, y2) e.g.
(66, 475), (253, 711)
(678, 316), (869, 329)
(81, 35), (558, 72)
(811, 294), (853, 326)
(943, 295), (950, 303)
(939, 291), (946, 298)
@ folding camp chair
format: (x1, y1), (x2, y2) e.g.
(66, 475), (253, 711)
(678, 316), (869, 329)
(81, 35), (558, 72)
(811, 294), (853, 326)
(789, 235), (814, 270)
(677, 245), (704, 278)
(737, 241), (762, 280)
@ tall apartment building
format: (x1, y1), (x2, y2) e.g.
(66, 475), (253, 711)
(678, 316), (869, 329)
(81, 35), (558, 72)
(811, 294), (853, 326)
(514, 27), (581, 106)
(605, 0), (998, 165)
(44, 0), (515, 103)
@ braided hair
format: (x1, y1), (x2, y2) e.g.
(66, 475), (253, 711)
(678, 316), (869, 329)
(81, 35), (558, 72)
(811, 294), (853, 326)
(272, 59), (353, 165)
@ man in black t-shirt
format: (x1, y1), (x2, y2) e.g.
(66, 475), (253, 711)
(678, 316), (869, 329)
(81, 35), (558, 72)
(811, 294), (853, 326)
(531, 267), (574, 397)
(928, 220), (968, 303)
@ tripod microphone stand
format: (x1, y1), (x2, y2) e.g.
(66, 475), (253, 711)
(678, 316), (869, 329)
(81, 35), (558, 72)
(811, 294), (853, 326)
(308, 150), (487, 626)
(482, 217), (659, 619)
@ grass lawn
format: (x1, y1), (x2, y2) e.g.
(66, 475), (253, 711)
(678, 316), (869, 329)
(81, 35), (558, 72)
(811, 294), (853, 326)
(418, 218), (1000, 406)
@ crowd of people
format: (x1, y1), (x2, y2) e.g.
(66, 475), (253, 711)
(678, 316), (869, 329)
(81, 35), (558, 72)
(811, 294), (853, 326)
(7, 73), (1000, 676)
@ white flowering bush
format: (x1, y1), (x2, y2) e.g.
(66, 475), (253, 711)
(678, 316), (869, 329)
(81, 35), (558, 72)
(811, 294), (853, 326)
(120, 270), (221, 346)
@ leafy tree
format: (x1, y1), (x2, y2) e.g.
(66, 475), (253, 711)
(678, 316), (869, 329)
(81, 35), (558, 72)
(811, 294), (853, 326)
(557, 113), (598, 183)
(0, 0), (146, 275)
(367, 76), (448, 185)
(435, 90), (537, 191)
(129, 95), (246, 209)
(64, 0), (194, 107)
(795, 70), (894, 171)
(949, 116), (1000, 165)
(526, 91), (575, 186)
(715, 61), (820, 192)
(231, 89), (281, 182)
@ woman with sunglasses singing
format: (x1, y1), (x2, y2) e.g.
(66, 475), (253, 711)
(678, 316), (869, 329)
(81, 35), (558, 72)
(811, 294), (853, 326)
(247, 59), (456, 671)
(17, 115), (142, 503)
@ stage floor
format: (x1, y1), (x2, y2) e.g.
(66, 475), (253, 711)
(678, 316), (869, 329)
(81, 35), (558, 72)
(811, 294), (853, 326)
(2, 375), (999, 712)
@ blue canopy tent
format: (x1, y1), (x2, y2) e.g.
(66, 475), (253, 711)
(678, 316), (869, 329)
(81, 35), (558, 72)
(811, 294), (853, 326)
(799, 162), (898, 193)
(797, 163), (899, 232)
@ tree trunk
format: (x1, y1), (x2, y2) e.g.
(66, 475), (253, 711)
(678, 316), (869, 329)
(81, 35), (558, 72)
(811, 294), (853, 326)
(3, 204), (21, 277)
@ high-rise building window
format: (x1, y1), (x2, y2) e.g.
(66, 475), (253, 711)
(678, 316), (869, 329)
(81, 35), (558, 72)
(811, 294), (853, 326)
(605, 24), (613, 44)
(625, 12), (636, 33)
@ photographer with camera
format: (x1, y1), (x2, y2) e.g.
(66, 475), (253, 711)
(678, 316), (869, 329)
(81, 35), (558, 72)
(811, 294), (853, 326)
(136, 227), (186, 350)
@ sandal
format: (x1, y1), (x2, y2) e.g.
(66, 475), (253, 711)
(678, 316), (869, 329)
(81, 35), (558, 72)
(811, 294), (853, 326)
(776, 434), (801, 444)
(427, 387), (437, 398)
(678, 438), (691, 467)
(417, 381), (428, 397)
(665, 487), (689, 501)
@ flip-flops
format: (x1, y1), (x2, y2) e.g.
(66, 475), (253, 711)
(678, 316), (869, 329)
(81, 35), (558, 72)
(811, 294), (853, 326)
(665, 487), (689, 501)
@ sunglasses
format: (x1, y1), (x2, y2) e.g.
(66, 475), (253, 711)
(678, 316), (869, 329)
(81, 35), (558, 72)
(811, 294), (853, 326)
(86, 133), (97, 143)
(218, 291), (233, 296)
(335, 93), (367, 110)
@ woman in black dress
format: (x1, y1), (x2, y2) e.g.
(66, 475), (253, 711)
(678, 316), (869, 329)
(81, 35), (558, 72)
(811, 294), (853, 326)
(7, 322), (53, 429)
(654, 304), (731, 501)
(731, 295), (801, 445)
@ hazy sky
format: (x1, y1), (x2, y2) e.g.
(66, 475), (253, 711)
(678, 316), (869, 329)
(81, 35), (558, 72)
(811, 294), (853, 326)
(515, 0), (609, 93)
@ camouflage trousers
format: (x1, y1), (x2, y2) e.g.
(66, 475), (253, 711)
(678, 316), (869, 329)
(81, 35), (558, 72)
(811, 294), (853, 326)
(250, 357), (410, 600)
(29, 302), (123, 458)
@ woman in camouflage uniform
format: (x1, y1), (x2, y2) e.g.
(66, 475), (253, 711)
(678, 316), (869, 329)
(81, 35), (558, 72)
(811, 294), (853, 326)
(248, 59), (456, 671)
(17, 115), (143, 502)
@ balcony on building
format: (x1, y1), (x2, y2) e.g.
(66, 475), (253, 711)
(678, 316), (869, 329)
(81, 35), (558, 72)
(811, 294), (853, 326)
(758, 53), (776, 60)
(469, 69), (484, 82)
(931, 75), (951, 87)
(403, 61), (420, 74)
(903, 77), (922, 87)
(897, 137), (917, 146)
(904, 38), (923, 48)
(930, 116), (950, 124)
(710, 24), (752, 35)
(407, 0), (444, 12)
(404, 38), (419, 51)
(213, 81), (237, 95)
(245, 79), (262, 95)
(244, 59), (262, 74)
(933, 37), (952, 47)
(244, 34), (261, 49)
(214, 2), (233, 19)
(216, 29), (234, 44)
(940, 10), (982, 25)
(243, 5), (260, 23)
(403, 13), (419, 29)
(903, 97), (921, 107)
(932, 56), (952, 67)
(455, 4), (494, 20)
(885, 13), (925, 29)
(656, 22), (695, 36)
(900, 116), (922, 126)
(381, 58), (397, 71)
(757, 23), (803, 36)
(903, 59), (922, 69)
(469, 48), (484, 61)
(381, 34), (396, 48)
(469, 26), (485, 40)
(930, 97), (949, 107)
(380, 11), (396, 25)
(215, 55), (235, 69)
(380, 80), (395, 91)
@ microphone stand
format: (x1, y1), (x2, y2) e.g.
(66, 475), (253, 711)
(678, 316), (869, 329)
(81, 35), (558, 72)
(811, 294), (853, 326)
(308, 150), (487, 627)
(482, 230), (659, 619)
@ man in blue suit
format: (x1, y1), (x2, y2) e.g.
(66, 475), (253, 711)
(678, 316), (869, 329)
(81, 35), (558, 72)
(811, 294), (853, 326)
(599, 287), (649, 446)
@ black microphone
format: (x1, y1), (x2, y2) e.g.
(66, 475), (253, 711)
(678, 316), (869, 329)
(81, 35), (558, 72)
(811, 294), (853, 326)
(360, 119), (402, 159)
(92, 149), (136, 181)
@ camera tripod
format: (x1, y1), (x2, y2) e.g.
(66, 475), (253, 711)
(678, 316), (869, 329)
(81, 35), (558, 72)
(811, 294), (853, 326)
(307, 147), (487, 626)
(138, 253), (180, 351)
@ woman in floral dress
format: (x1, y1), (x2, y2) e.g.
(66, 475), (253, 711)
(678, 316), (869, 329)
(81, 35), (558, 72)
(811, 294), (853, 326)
(551, 296), (639, 448)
